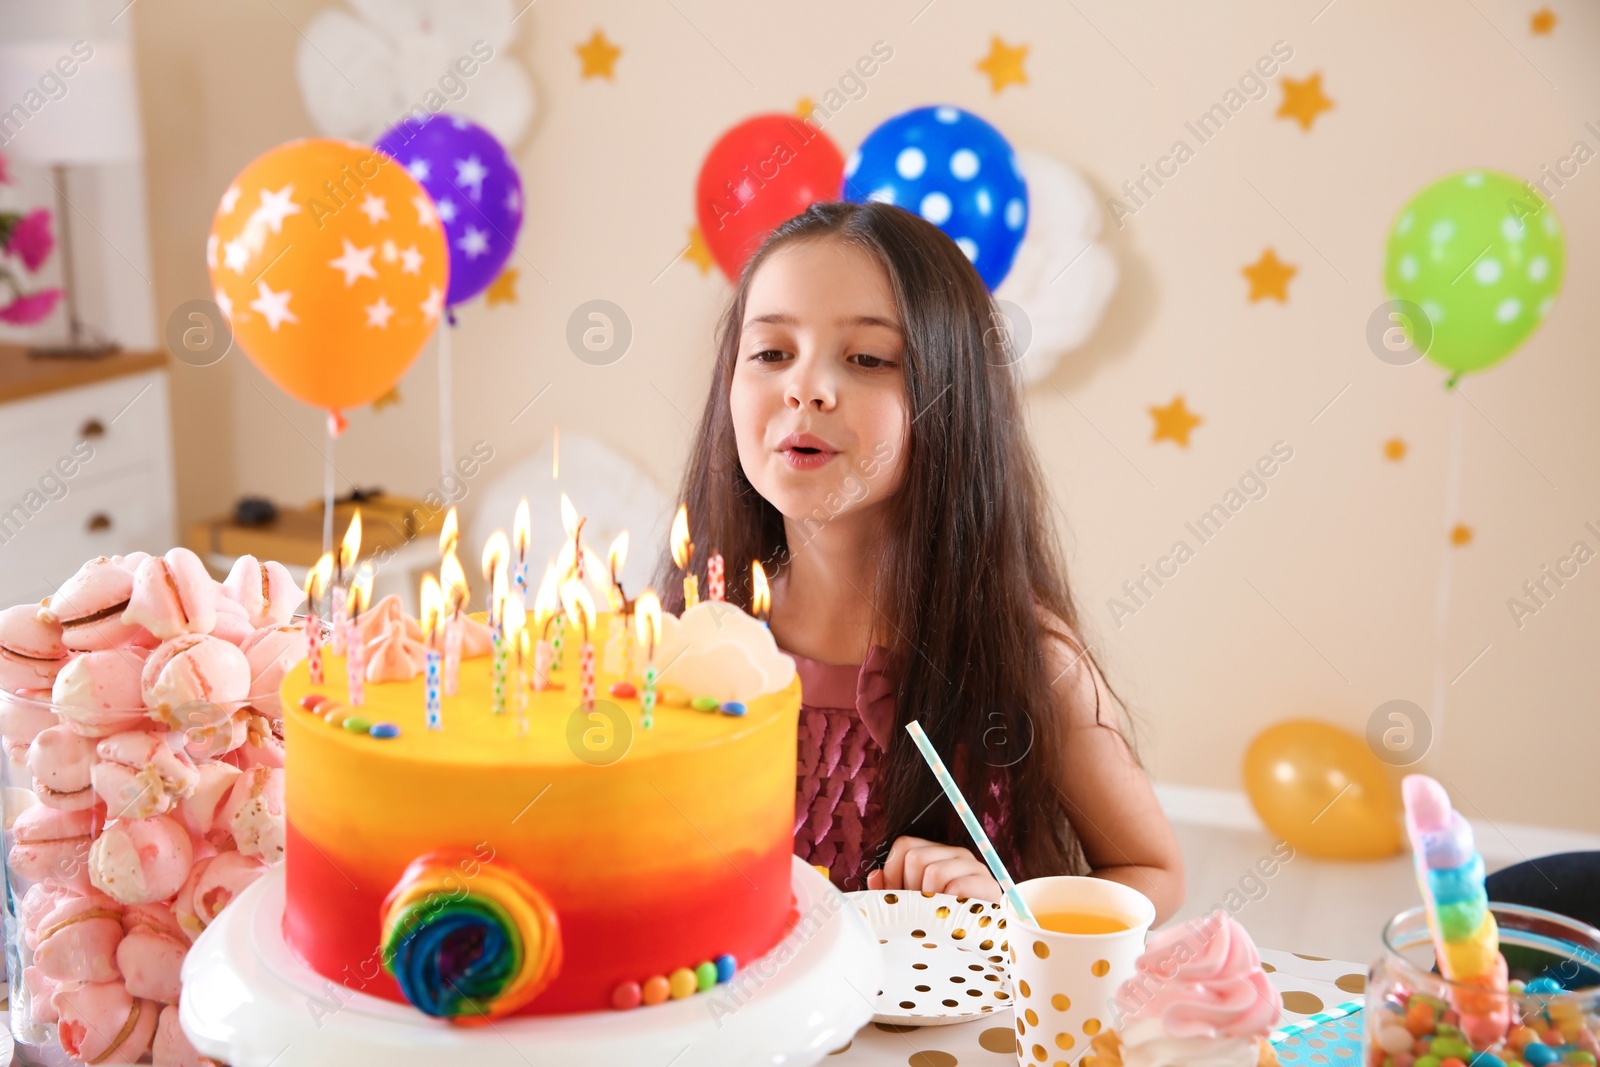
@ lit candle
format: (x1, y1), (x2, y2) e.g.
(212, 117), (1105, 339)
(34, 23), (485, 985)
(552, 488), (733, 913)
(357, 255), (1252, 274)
(603, 532), (629, 675)
(421, 574), (443, 730)
(751, 560), (771, 628)
(561, 577), (596, 709)
(560, 493), (585, 583)
(503, 595), (527, 733)
(707, 550), (725, 602)
(671, 503), (698, 609)
(532, 562), (559, 690)
(439, 505), (460, 559)
(304, 553), (332, 686)
(440, 549), (468, 698)
(332, 510), (361, 656)
(513, 498), (531, 598)
(344, 563), (372, 706)
(634, 589), (660, 730)
(482, 531), (510, 714)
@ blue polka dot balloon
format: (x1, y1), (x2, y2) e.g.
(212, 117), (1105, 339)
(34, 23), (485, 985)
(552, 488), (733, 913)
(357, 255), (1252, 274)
(842, 106), (1028, 290)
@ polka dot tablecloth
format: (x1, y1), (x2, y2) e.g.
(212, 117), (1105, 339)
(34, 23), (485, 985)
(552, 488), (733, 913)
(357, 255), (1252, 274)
(825, 947), (1368, 1066)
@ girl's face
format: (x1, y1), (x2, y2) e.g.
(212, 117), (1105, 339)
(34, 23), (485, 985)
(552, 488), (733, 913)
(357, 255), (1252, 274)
(730, 237), (909, 529)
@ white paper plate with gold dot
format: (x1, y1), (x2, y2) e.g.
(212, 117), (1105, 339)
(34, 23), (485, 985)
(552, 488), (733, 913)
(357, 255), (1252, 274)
(845, 889), (1013, 1026)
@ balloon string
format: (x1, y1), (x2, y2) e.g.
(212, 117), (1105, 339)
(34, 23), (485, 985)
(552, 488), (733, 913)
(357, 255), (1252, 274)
(438, 319), (454, 481)
(1428, 388), (1467, 771)
(323, 419), (337, 560)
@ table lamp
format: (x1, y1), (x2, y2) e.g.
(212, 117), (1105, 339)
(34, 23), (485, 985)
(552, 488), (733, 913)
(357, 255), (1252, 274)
(0, 36), (145, 357)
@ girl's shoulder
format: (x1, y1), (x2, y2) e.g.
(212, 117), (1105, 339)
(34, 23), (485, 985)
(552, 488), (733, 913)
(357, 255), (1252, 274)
(1034, 604), (1120, 732)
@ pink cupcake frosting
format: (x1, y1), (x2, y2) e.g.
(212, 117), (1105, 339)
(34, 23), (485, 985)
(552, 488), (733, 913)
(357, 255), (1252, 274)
(1114, 910), (1281, 1041)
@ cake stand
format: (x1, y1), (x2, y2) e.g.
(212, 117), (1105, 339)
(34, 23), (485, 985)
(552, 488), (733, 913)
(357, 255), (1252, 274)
(181, 856), (883, 1067)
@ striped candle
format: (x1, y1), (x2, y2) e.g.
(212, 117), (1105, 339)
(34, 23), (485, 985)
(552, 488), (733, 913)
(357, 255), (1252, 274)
(903, 721), (1034, 925)
(533, 638), (552, 690)
(307, 613), (324, 686)
(641, 663), (657, 730)
(329, 586), (347, 656)
(579, 641), (595, 707)
(425, 648), (442, 730)
(552, 616), (565, 671)
(707, 552), (725, 601)
(443, 615), (463, 697)
(343, 617), (366, 707)
(491, 629), (507, 714)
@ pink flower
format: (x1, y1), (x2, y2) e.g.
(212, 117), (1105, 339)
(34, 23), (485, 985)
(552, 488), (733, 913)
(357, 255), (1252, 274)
(5, 209), (54, 272)
(0, 288), (63, 325)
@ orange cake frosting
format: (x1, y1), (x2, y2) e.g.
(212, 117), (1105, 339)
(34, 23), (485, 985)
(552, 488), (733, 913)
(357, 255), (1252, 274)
(280, 606), (802, 1018)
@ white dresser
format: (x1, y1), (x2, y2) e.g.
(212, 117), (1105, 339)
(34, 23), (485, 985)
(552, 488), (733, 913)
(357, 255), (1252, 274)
(0, 346), (176, 608)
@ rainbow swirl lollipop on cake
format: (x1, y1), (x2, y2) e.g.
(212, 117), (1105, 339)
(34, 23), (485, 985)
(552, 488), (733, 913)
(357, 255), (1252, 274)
(1084, 910), (1283, 1067)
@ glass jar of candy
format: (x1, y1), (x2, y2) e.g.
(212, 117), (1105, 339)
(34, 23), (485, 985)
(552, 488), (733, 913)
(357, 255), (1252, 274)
(1366, 904), (1600, 1067)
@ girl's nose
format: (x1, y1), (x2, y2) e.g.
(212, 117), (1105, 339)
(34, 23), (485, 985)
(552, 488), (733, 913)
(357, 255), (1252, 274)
(784, 355), (837, 411)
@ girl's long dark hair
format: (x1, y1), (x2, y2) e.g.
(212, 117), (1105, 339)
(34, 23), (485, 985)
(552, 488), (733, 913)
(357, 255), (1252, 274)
(655, 200), (1127, 882)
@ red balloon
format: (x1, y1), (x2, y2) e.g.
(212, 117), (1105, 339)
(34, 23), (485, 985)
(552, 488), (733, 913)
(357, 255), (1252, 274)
(695, 114), (845, 282)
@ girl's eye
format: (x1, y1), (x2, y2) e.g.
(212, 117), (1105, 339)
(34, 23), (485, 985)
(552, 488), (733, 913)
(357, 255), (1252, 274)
(750, 349), (787, 363)
(850, 353), (895, 369)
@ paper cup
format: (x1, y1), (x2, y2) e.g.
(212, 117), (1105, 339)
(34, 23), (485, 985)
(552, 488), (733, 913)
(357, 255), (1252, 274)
(1004, 876), (1155, 1067)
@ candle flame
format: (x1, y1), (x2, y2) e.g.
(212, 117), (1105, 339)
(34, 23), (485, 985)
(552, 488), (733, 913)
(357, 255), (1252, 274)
(608, 531), (629, 575)
(439, 507), (459, 559)
(513, 499), (530, 558)
(560, 577), (595, 639)
(440, 550), (469, 612)
(581, 543), (610, 595)
(420, 573), (442, 642)
(482, 530), (510, 583)
(347, 563), (373, 619)
(502, 594), (526, 642)
(491, 566), (508, 630)
(554, 536), (576, 585)
(751, 560), (770, 619)
(559, 492), (578, 537)
(532, 561), (561, 630)
(634, 589), (661, 655)
(305, 552), (333, 603)
(670, 503), (692, 568)
(339, 510), (363, 574)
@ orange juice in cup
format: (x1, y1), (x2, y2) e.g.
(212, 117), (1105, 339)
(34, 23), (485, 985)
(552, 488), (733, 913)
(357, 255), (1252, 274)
(1004, 876), (1155, 1067)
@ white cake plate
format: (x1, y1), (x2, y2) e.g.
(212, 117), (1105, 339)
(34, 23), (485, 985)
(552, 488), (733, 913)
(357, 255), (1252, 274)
(181, 856), (884, 1067)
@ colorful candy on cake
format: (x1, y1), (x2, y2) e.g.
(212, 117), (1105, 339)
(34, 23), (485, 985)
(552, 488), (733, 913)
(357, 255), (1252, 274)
(1083, 909), (1283, 1067)
(1364, 776), (1600, 1067)
(1, 548), (301, 1065)
(280, 497), (804, 1023)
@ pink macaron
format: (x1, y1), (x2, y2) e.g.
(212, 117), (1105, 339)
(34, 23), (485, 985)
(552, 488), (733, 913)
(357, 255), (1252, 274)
(41, 556), (151, 651)
(123, 548), (219, 640)
(153, 1002), (212, 1067)
(54, 980), (159, 1065)
(23, 965), (61, 1025)
(240, 622), (307, 716)
(117, 901), (187, 1003)
(174, 850), (268, 939)
(92, 731), (201, 820)
(0, 603), (69, 690)
(27, 724), (99, 811)
(88, 813), (194, 906)
(33, 888), (126, 984)
(9, 803), (97, 892)
(52, 648), (152, 737)
(141, 633), (251, 726)
(18, 881), (70, 949)
(222, 554), (301, 628)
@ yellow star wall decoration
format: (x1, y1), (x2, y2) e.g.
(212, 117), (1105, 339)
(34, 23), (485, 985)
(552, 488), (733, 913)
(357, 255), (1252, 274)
(485, 268), (519, 306)
(373, 387), (402, 411)
(1384, 437), (1407, 462)
(976, 36), (1028, 93)
(576, 29), (621, 80)
(795, 96), (815, 119)
(1243, 249), (1297, 302)
(1451, 523), (1474, 547)
(1277, 72), (1334, 131)
(1150, 396), (1203, 448)
(1530, 7), (1557, 33)
(684, 225), (714, 276)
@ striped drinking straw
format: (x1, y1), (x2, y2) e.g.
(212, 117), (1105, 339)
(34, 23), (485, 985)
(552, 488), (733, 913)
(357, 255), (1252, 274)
(904, 721), (1036, 926)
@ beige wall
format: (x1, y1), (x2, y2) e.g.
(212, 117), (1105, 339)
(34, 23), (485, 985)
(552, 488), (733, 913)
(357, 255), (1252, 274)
(130, 0), (1600, 829)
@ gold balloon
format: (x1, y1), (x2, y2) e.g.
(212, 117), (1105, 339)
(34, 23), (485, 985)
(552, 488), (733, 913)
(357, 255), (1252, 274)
(1243, 720), (1403, 860)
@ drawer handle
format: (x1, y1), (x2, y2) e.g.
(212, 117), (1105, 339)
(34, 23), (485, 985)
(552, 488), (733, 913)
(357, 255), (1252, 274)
(79, 419), (106, 439)
(86, 513), (112, 533)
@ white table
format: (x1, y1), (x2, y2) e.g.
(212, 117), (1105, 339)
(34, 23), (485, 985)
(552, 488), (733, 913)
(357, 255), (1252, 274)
(825, 947), (1368, 1064)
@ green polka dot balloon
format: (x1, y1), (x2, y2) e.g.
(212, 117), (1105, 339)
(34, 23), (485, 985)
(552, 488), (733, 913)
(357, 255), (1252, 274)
(1383, 170), (1565, 384)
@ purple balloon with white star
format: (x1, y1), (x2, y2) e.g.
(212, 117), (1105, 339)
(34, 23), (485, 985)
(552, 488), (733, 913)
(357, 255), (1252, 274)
(375, 112), (523, 309)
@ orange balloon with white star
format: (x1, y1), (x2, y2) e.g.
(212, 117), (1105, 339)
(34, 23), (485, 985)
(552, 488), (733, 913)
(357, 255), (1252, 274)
(207, 138), (448, 415)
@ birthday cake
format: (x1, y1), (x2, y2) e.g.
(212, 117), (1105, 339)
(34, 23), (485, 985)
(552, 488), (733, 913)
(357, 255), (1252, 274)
(279, 591), (802, 1021)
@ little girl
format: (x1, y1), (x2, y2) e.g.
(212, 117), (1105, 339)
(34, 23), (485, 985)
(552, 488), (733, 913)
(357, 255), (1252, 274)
(655, 200), (1184, 925)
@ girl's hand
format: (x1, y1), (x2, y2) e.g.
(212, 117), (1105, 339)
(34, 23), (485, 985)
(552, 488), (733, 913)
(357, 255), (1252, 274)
(865, 835), (1004, 901)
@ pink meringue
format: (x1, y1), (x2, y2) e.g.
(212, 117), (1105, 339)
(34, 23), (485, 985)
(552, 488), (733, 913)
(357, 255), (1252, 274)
(240, 622), (306, 715)
(174, 851), (268, 938)
(8, 803), (96, 891)
(176, 761), (241, 843)
(19, 881), (70, 948)
(118, 902), (188, 1003)
(88, 813), (194, 905)
(210, 594), (254, 645)
(358, 593), (422, 644)
(23, 965), (62, 1025)
(365, 625), (429, 682)
(92, 731), (200, 820)
(0, 602), (69, 690)
(182, 706), (249, 762)
(27, 724), (99, 811)
(41, 556), (150, 651)
(1, 695), (61, 764)
(217, 765), (285, 862)
(54, 980), (159, 1065)
(222, 554), (300, 628)
(459, 612), (495, 658)
(52, 648), (151, 737)
(141, 634), (250, 726)
(154, 1002), (215, 1066)
(111, 551), (152, 571)
(122, 548), (219, 640)
(34, 889), (125, 983)
(222, 708), (284, 769)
